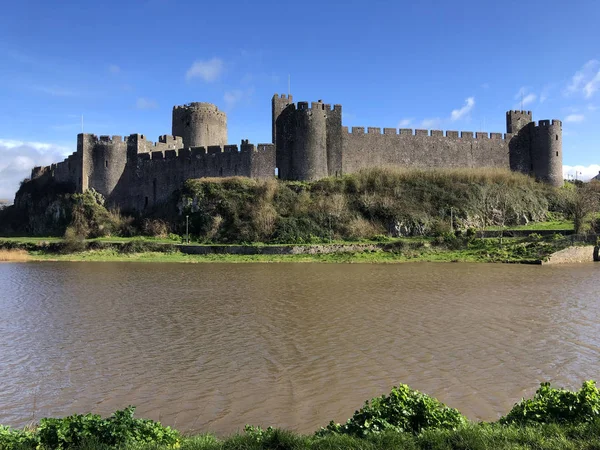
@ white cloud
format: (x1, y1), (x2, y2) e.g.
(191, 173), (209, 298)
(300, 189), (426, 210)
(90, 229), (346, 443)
(135, 97), (158, 110)
(450, 97), (475, 121)
(584, 71), (600, 98)
(0, 139), (71, 199)
(397, 118), (413, 128)
(522, 93), (537, 106)
(185, 58), (224, 82)
(109, 64), (120, 74)
(563, 165), (600, 181)
(420, 118), (441, 129)
(567, 60), (600, 98)
(565, 114), (585, 123)
(588, 104), (598, 111)
(514, 87), (537, 107)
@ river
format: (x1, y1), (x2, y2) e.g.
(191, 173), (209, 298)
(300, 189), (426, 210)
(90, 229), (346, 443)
(0, 262), (599, 435)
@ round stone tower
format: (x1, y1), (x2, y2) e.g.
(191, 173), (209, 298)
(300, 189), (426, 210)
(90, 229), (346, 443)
(291, 101), (328, 181)
(532, 120), (563, 187)
(172, 102), (227, 148)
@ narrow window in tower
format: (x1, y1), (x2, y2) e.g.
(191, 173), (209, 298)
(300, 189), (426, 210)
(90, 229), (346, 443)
(556, 151), (559, 157)
(556, 135), (558, 140)
(144, 197), (148, 208)
(105, 160), (108, 168)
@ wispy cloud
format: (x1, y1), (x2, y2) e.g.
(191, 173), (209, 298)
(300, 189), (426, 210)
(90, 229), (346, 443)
(32, 85), (78, 97)
(566, 60), (600, 98)
(135, 97), (158, 110)
(481, 83), (490, 89)
(0, 139), (72, 199)
(563, 164), (600, 181)
(565, 114), (585, 123)
(421, 118), (441, 129)
(539, 83), (555, 103)
(186, 58), (224, 82)
(450, 97), (475, 121)
(397, 118), (413, 128)
(514, 87), (537, 107)
(223, 88), (254, 108)
(224, 90), (243, 107)
(109, 64), (121, 74)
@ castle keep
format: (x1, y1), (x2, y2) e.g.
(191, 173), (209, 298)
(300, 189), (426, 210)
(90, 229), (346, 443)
(28, 94), (563, 211)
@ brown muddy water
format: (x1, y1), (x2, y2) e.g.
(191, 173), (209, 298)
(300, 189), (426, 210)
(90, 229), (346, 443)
(0, 262), (599, 435)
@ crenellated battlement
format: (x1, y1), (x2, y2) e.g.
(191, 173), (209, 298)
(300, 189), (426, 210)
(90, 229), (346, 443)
(98, 135), (127, 143)
(507, 110), (532, 116)
(158, 135), (184, 146)
(173, 102), (224, 113)
(137, 141), (274, 163)
(535, 119), (562, 128)
(342, 127), (512, 139)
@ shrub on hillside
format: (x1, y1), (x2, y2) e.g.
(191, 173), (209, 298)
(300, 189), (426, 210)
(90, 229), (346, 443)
(177, 168), (560, 244)
(69, 190), (133, 238)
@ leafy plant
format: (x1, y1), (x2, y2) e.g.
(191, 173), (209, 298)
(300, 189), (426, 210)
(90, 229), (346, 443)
(243, 424), (276, 443)
(317, 384), (467, 437)
(500, 381), (600, 425)
(0, 425), (38, 449)
(36, 406), (179, 449)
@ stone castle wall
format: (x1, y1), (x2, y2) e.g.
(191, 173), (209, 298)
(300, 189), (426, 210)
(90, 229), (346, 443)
(341, 128), (511, 173)
(29, 134), (275, 212)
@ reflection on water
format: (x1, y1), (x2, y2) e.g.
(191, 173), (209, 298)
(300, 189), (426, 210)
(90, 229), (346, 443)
(0, 262), (599, 435)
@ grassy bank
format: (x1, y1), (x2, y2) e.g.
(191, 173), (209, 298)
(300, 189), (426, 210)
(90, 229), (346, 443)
(6, 422), (600, 450)
(0, 235), (582, 264)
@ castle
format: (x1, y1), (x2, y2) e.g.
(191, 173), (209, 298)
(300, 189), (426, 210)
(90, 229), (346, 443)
(27, 94), (563, 211)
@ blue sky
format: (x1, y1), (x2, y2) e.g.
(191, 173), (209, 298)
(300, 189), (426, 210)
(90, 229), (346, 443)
(0, 0), (599, 199)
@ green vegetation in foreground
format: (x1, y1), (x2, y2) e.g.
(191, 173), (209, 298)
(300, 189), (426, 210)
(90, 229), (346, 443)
(19, 235), (571, 263)
(2, 381), (600, 449)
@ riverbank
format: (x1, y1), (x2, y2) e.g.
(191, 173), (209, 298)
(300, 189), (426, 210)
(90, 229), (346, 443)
(3, 381), (600, 449)
(4, 422), (600, 450)
(0, 235), (586, 263)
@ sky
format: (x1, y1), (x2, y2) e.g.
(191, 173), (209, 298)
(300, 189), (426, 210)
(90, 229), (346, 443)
(0, 0), (599, 200)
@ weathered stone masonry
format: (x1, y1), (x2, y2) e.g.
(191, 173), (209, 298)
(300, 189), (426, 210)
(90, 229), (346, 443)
(27, 94), (563, 212)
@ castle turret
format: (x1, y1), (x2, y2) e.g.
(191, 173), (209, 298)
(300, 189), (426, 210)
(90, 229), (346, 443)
(507, 110), (534, 176)
(272, 94), (293, 146)
(290, 101), (328, 181)
(172, 102), (227, 148)
(506, 110), (532, 134)
(531, 120), (563, 187)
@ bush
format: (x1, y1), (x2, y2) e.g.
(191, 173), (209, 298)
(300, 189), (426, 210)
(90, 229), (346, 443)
(317, 384), (467, 437)
(142, 218), (170, 238)
(62, 226), (86, 253)
(527, 232), (544, 242)
(0, 425), (37, 449)
(36, 406), (179, 449)
(500, 380), (600, 426)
